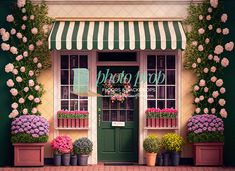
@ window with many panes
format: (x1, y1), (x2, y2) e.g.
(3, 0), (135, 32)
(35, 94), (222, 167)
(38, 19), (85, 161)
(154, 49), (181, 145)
(60, 54), (88, 111)
(147, 54), (176, 109)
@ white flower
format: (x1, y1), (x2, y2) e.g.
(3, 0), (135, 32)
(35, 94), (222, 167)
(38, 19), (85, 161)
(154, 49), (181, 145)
(12, 69), (18, 75)
(18, 98), (25, 104)
(29, 70), (34, 77)
(22, 36), (27, 43)
(194, 98), (200, 103)
(6, 79), (14, 87)
(10, 46), (18, 54)
(23, 108), (28, 115)
(37, 63), (42, 68)
(225, 41), (234, 51)
(33, 57), (38, 63)
(214, 45), (224, 55)
(194, 85), (199, 91)
(198, 28), (205, 35)
(21, 8), (26, 13)
(219, 99), (226, 106)
(210, 0), (218, 8)
(204, 108), (209, 114)
(220, 108), (227, 118)
(30, 15), (35, 20)
(198, 45), (204, 51)
(42, 24), (49, 34)
(17, 0), (26, 8)
(11, 102), (18, 109)
(221, 14), (228, 23)
(208, 25), (213, 30)
(216, 79), (223, 87)
(29, 80), (35, 87)
(34, 85), (40, 91)
(20, 66), (26, 72)
(9, 109), (19, 118)
(221, 58), (229, 67)
(10, 28), (16, 35)
(0, 28), (6, 35)
(208, 7), (213, 13)
(16, 32), (22, 39)
(24, 87), (29, 92)
(31, 107), (37, 114)
(6, 15), (14, 22)
(1, 43), (10, 51)
(2, 32), (10, 41)
(16, 76), (23, 83)
(192, 41), (198, 46)
(203, 68), (209, 73)
(31, 27), (38, 35)
(5, 63), (14, 73)
(195, 108), (201, 114)
(199, 79), (206, 87)
(199, 15), (203, 20)
(21, 24), (26, 30)
(223, 28), (229, 35)
(10, 88), (18, 96)
(197, 58), (201, 63)
(206, 15), (211, 21)
(34, 98), (40, 103)
(192, 63), (197, 68)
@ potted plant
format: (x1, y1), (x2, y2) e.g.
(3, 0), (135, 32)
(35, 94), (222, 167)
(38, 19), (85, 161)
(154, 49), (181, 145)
(11, 115), (49, 166)
(162, 133), (185, 166)
(70, 148), (78, 166)
(143, 134), (161, 166)
(51, 135), (73, 166)
(187, 114), (224, 166)
(73, 137), (93, 166)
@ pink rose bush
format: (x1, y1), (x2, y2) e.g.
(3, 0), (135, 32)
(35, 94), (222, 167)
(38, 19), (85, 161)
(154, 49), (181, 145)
(51, 135), (73, 154)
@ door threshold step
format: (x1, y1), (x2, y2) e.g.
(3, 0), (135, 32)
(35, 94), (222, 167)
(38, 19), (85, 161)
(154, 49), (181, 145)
(104, 162), (138, 166)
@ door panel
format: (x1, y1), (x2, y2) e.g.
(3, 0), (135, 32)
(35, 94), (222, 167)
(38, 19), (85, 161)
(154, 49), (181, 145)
(97, 66), (139, 162)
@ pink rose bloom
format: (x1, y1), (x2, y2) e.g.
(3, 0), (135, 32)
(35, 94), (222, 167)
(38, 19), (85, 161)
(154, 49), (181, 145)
(9, 110), (19, 118)
(220, 109), (227, 118)
(199, 79), (206, 87)
(33, 57), (38, 63)
(17, 0), (26, 8)
(18, 98), (25, 104)
(22, 16), (27, 21)
(195, 108), (201, 114)
(206, 15), (211, 20)
(220, 87), (226, 94)
(197, 58), (201, 63)
(223, 28), (229, 35)
(194, 85), (199, 91)
(211, 108), (216, 114)
(16, 32), (22, 39)
(23, 108), (28, 115)
(30, 15), (35, 20)
(7, 79), (14, 87)
(10, 88), (18, 96)
(221, 58), (229, 67)
(2, 32), (10, 41)
(22, 36), (27, 43)
(21, 24), (26, 30)
(37, 63), (42, 68)
(194, 98), (200, 103)
(24, 87), (29, 92)
(212, 91), (219, 98)
(34, 98), (40, 103)
(11, 102), (18, 109)
(31, 27), (38, 35)
(214, 45), (224, 55)
(199, 95), (204, 101)
(210, 76), (217, 82)
(208, 7), (213, 13)
(10, 46), (18, 54)
(29, 44), (34, 51)
(204, 87), (209, 93)
(216, 28), (221, 34)
(204, 108), (209, 114)
(210, 66), (216, 73)
(198, 45), (204, 51)
(5, 63), (14, 73)
(192, 63), (197, 68)
(28, 95), (34, 101)
(213, 55), (220, 63)
(16, 55), (23, 61)
(12, 69), (18, 75)
(29, 70), (34, 77)
(31, 107), (37, 114)
(208, 25), (213, 30)
(29, 80), (35, 87)
(203, 68), (209, 73)
(198, 28), (205, 35)
(192, 41), (198, 46)
(0, 28), (6, 35)
(205, 38), (210, 44)
(208, 54), (213, 60)
(35, 85), (40, 91)
(23, 51), (28, 57)
(221, 14), (228, 23)
(16, 76), (23, 83)
(6, 15), (14, 22)
(10, 28), (16, 35)
(1, 43), (10, 51)
(210, 0), (218, 8)
(225, 41), (234, 51)
(43, 24), (49, 34)
(219, 99), (226, 106)
(208, 98), (214, 104)
(20, 66), (26, 72)
(36, 40), (43, 46)
(216, 79), (223, 87)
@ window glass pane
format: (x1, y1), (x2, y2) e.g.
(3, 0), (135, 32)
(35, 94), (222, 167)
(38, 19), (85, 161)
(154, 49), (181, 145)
(157, 100), (165, 109)
(127, 98), (134, 109)
(61, 101), (69, 110)
(80, 55), (88, 68)
(167, 100), (175, 108)
(157, 86), (165, 99)
(103, 110), (109, 121)
(70, 55), (78, 68)
(157, 70), (165, 85)
(103, 97), (109, 109)
(80, 100), (88, 111)
(120, 101), (126, 109)
(111, 101), (118, 109)
(147, 100), (156, 108)
(70, 69), (74, 85)
(147, 55), (156, 69)
(127, 111), (134, 121)
(120, 110), (126, 121)
(157, 55), (165, 69)
(61, 70), (69, 85)
(61, 86), (69, 99)
(61, 55), (69, 69)
(98, 52), (137, 61)
(111, 110), (118, 121)
(147, 70), (156, 85)
(167, 55), (175, 69)
(167, 70), (175, 85)
(70, 100), (78, 110)
(147, 86), (156, 99)
(70, 86), (78, 99)
(167, 86), (175, 99)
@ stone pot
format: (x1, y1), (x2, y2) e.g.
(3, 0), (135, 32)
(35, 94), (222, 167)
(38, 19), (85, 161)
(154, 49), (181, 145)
(53, 153), (62, 166)
(163, 152), (170, 166)
(71, 155), (78, 166)
(171, 151), (180, 166)
(62, 153), (71, 166)
(78, 154), (89, 166)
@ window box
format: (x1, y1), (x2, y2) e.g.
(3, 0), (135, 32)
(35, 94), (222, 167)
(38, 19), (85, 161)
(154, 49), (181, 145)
(57, 110), (89, 128)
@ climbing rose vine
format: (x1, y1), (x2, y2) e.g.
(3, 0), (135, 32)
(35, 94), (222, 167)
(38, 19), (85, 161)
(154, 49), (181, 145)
(184, 0), (234, 118)
(1, 0), (52, 118)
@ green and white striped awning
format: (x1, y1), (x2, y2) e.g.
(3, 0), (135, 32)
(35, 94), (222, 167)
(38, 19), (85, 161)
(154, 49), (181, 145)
(49, 21), (186, 50)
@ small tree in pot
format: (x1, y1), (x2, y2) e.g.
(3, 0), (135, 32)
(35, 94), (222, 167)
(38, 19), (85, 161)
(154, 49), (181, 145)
(51, 135), (73, 166)
(162, 133), (185, 166)
(73, 137), (93, 166)
(143, 134), (161, 166)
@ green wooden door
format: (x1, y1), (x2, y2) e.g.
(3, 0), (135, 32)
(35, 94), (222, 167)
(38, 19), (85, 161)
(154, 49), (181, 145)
(97, 66), (139, 162)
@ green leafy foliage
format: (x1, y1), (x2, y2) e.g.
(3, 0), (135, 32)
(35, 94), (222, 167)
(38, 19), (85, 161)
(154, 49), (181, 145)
(162, 133), (185, 152)
(188, 132), (224, 143)
(11, 133), (48, 143)
(143, 134), (161, 153)
(73, 137), (93, 155)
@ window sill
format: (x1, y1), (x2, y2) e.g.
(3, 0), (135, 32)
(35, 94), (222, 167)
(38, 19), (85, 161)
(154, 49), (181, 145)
(144, 127), (178, 130)
(55, 127), (89, 130)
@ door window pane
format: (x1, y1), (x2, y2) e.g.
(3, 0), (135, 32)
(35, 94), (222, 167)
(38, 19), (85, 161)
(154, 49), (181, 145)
(120, 110), (126, 121)
(147, 86), (156, 99)
(61, 55), (69, 69)
(61, 86), (69, 99)
(167, 70), (175, 85)
(157, 86), (165, 99)
(61, 70), (69, 85)
(103, 97), (109, 109)
(167, 55), (175, 69)
(70, 55), (78, 68)
(157, 100), (165, 109)
(147, 100), (156, 108)
(167, 86), (175, 99)
(167, 100), (175, 108)
(70, 100), (78, 110)
(127, 111), (134, 121)
(157, 55), (165, 69)
(103, 111), (109, 121)
(111, 110), (118, 121)
(61, 101), (69, 110)
(147, 55), (156, 69)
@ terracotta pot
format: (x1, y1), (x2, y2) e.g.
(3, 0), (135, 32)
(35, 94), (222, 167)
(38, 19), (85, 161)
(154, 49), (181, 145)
(13, 143), (45, 166)
(145, 152), (157, 166)
(193, 142), (224, 166)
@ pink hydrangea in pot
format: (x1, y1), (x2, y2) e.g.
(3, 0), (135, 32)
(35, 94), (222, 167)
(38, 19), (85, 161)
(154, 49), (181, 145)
(51, 135), (73, 166)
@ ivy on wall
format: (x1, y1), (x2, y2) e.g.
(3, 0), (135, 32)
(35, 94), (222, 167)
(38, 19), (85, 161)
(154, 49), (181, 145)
(0, 0), (52, 118)
(184, 0), (234, 118)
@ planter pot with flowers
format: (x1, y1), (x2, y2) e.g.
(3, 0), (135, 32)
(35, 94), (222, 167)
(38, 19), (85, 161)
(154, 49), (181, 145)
(162, 133), (185, 166)
(73, 137), (93, 166)
(11, 115), (49, 166)
(143, 134), (161, 167)
(51, 135), (73, 166)
(187, 114), (224, 166)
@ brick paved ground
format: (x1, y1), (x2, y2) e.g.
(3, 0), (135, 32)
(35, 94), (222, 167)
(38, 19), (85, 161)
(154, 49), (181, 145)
(0, 166), (235, 171)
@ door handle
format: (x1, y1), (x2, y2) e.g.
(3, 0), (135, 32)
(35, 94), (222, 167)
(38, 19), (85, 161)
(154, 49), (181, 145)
(98, 113), (101, 127)
(98, 108), (101, 127)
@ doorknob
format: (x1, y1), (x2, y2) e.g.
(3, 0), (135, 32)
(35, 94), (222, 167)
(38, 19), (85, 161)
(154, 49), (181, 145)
(98, 113), (101, 127)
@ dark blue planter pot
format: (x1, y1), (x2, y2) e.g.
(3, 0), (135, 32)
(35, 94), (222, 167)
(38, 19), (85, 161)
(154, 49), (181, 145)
(163, 152), (170, 166)
(157, 154), (163, 166)
(170, 151), (180, 166)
